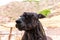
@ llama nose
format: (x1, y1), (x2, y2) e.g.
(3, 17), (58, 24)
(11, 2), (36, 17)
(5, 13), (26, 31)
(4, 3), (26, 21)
(16, 20), (21, 24)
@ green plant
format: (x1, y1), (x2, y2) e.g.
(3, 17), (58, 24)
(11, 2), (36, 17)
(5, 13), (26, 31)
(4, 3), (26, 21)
(37, 9), (51, 17)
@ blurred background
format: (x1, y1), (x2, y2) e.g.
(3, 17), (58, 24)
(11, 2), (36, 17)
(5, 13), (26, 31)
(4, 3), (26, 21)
(0, 0), (60, 40)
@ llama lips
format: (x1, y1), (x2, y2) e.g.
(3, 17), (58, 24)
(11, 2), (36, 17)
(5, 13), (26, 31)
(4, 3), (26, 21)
(16, 23), (25, 30)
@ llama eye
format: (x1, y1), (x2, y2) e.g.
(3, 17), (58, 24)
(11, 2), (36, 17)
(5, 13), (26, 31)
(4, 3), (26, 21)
(20, 17), (25, 21)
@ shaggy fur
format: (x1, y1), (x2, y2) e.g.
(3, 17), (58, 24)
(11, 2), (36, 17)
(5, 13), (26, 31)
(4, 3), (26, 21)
(16, 12), (47, 40)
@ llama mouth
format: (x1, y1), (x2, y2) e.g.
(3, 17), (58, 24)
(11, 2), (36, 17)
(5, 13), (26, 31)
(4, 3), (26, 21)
(16, 24), (25, 30)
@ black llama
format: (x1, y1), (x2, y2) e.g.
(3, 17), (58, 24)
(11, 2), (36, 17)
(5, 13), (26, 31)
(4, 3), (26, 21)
(16, 12), (47, 40)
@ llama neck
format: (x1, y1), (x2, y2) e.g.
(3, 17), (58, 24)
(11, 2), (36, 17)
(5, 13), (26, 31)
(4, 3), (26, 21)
(25, 26), (43, 40)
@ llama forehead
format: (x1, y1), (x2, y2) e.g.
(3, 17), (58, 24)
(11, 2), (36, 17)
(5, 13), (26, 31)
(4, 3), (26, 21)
(22, 13), (38, 19)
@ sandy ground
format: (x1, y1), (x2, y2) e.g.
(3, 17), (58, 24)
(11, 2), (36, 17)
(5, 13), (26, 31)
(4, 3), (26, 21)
(0, 15), (60, 40)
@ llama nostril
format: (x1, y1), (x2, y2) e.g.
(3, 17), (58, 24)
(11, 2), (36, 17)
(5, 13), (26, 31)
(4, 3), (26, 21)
(16, 20), (21, 23)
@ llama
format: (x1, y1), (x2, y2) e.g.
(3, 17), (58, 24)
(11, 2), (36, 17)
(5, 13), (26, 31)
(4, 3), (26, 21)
(16, 12), (47, 40)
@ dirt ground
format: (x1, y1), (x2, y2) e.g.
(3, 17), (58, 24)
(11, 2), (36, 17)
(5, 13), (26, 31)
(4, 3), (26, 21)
(0, 1), (60, 40)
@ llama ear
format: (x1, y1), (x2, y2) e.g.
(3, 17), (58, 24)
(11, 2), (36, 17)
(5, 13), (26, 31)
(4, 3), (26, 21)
(23, 12), (27, 17)
(24, 12), (27, 15)
(38, 14), (46, 19)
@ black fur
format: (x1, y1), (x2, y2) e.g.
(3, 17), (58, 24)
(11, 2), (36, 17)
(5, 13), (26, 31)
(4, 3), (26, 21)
(16, 12), (47, 40)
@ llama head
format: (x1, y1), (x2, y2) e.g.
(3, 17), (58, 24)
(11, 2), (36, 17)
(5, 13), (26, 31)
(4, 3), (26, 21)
(16, 12), (45, 31)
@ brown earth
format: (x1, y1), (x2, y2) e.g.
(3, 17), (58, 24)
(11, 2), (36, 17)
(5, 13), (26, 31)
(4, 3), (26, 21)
(0, 1), (60, 40)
